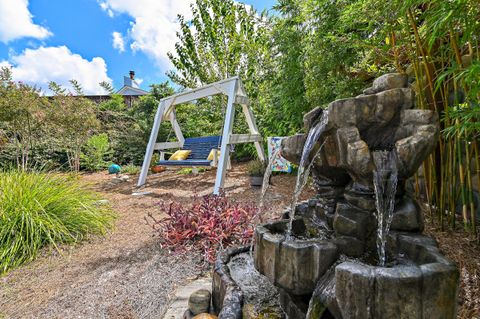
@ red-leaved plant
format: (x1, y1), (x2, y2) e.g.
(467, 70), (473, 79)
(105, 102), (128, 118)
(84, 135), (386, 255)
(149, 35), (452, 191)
(146, 193), (257, 263)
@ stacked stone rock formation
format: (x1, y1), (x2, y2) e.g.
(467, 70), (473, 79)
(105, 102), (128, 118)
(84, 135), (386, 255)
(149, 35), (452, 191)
(212, 74), (459, 319)
(281, 73), (438, 257)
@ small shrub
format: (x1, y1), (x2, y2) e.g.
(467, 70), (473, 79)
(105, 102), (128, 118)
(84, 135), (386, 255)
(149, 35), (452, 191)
(150, 153), (161, 167)
(177, 167), (207, 175)
(122, 164), (141, 175)
(80, 133), (112, 171)
(247, 159), (266, 176)
(146, 194), (256, 263)
(0, 170), (116, 273)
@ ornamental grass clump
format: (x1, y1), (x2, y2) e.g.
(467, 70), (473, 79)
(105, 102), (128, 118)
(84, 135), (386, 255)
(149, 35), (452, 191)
(147, 194), (256, 263)
(0, 170), (116, 273)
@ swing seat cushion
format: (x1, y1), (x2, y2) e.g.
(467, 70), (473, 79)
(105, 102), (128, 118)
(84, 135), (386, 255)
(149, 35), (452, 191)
(207, 149), (221, 161)
(169, 150), (191, 161)
(158, 136), (222, 167)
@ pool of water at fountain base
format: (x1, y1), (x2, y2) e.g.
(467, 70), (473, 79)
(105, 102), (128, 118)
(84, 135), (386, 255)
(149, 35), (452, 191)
(265, 217), (334, 242)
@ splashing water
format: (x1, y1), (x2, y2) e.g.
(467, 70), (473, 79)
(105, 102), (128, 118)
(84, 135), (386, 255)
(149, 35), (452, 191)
(250, 147), (282, 257)
(259, 147), (281, 210)
(372, 149), (398, 266)
(286, 110), (330, 239)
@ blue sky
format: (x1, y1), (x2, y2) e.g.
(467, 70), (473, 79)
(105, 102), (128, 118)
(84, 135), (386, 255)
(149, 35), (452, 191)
(0, 0), (276, 94)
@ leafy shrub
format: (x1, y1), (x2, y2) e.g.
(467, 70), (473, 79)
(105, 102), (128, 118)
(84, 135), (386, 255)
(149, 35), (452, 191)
(98, 94), (126, 112)
(122, 164), (141, 175)
(0, 171), (116, 273)
(177, 167), (207, 175)
(81, 133), (112, 171)
(146, 194), (256, 263)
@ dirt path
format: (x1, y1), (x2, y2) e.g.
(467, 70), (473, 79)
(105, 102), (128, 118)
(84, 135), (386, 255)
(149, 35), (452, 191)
(0, 164), (309, 319)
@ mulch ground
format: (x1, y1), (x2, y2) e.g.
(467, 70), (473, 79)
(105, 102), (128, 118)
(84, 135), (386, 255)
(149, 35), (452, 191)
(0, 163), (478, 318)
(0, 163), (312, 319)
(424, 217), (480, 319)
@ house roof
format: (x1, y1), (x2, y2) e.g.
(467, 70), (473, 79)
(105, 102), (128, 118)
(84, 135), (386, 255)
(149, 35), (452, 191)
(116, 73), (148, 96)
(116, 85), (148, 96)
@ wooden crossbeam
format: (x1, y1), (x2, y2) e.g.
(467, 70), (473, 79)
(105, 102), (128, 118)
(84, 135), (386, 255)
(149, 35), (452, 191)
(154, 141), (182, 150)
(229, 134), (262, 144)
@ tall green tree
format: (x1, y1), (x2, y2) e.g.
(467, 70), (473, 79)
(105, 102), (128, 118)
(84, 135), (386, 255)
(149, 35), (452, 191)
(167, 0), (272, 147)
(168, 0), (271, 88)
(0, 67), (47, 170)
(263, 0), (396, 136)
(48, 81), (99, 172)
(261, 0), (309, 136)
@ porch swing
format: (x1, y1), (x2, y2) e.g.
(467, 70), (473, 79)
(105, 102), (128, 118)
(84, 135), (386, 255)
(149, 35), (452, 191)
(137, 77), (266, 194)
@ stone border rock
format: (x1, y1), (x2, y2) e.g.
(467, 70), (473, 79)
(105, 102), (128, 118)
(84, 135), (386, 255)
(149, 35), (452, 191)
(163, 278), (212, 319)
(212, 246), (247, 319)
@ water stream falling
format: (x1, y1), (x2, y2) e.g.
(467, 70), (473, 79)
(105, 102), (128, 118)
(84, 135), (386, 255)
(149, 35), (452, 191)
(250, 147), (282, 256)
(286, 110), (330, 239)
(259, 147), (281, 210)
(372, 149), (398, 266)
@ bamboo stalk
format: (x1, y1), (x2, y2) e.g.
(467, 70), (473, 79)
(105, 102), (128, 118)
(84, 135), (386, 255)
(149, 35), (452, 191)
(407, 9), (438, 112)
(449, 140), (457, 228)
(466, 140), (475, 235)
(391, 31), (404, 73)
(457, 136), (468, 228)
(449, 29), (463, 67)
(423, 159), (433, 219)
(474, 141), (480, 238)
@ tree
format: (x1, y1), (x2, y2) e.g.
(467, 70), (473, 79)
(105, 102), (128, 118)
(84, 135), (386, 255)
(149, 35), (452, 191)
(101, 82), (177, 165)
(98, 94), (126, 112)
(99, 81), (115, 95)
(167, 0), (272, 143)
(0, 67), (47, 170)
(260, 0), (309, 136)
(48, 81), (99, 172)
(80, 133), (112, 171)
(168, 0), (271, 88)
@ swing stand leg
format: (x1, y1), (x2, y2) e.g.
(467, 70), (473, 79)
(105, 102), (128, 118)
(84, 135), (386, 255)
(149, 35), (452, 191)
(227, 156), (232, 170)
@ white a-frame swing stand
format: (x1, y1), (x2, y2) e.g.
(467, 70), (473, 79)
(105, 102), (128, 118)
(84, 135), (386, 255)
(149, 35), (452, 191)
(137, 76), (266, 194)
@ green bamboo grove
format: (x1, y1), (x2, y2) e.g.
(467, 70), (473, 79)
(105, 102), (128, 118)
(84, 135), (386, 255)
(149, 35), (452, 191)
(391, 1), (479, 235)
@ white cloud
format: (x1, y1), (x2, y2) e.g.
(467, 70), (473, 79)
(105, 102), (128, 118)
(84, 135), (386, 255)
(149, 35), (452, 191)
(112, 31), (125, 52)
(99, 0), (194, 68)
(1, 46), (112, 95)
(99, 1), (114, 17)
(0, 0), (51, 43)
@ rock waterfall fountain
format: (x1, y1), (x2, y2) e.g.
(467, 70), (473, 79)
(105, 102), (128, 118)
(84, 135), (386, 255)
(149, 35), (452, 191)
(212, 73), (459, 319)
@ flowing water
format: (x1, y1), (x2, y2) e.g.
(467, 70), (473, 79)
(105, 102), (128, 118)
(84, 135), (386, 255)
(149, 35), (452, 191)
(372, 150), (398, 266)
(259, 147), (281, 210)
(286, 110), (330, 239)
(250, 147), (281, 256)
